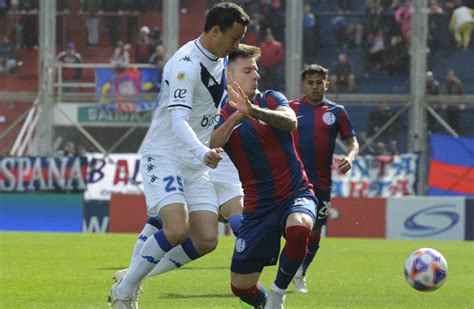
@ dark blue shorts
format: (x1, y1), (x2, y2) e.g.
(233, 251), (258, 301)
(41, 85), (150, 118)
(230, 195), (317, 274)
(314, 188), (331, 225)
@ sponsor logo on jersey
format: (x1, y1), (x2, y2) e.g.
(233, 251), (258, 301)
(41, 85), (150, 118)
(177, 72), (185, 81)
(174, 89), (187, 99)
(322, 112), (336, 125)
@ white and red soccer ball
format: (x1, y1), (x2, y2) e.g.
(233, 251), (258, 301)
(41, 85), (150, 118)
(404, 248), (448, 291)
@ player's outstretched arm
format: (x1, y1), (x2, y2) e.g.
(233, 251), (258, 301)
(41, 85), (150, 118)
(210, 111), (245, 148)
(227, 82), (297, 132)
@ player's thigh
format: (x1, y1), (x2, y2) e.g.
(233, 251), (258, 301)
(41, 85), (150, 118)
(188, 210), (218, 243)
(219, 195), (244, 220)
(140, 155), (186, 217)
(231, 271), (262, 289)
(285, 196), (317, 230)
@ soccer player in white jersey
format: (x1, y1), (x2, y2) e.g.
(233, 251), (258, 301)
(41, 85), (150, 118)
(109, 3), (249, 308)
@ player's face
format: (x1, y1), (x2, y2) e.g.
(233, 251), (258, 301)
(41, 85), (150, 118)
(228, 57), (260, 98)
(211, 22), (246, 57)
(302, 73), (328, 104)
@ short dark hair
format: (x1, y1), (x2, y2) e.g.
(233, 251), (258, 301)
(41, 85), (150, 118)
(204, 2), (250, 33)
(228, 44), (261, 63)
(301, 64), (329, 80)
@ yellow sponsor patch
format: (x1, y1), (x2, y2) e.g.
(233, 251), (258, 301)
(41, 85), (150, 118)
(177, 72), (185, 81)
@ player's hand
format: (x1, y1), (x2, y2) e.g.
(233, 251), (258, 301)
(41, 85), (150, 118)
(227, 82), (254, 116)
(203, 148), (223, 169)
(337, 156), (353, 174)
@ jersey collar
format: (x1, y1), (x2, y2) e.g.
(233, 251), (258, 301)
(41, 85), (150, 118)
(195, 39), (219, 61)
(302, 95), (325, 106)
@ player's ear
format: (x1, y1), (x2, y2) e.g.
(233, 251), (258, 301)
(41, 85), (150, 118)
(211, 25), (221, 38)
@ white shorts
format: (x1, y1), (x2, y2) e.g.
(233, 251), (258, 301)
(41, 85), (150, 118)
(209, 154), (243, 206)
(141, 154), (218, 217)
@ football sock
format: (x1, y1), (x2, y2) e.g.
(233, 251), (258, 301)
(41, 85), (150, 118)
(274, 225), (310, 290)
(301, 234), (321, 275)
(231, 282), (267, 307)
(228, 214), (243, 236)
(130, 218), (162, 264)
(146, 237), (201, 278)
(117, 230), (174, 297)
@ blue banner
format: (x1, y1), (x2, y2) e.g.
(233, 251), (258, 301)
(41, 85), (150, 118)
(96, 68), (160, 112)
(0, 157), (88, 192)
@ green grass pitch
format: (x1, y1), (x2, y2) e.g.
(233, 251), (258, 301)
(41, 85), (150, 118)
(1, 232), (473, 308)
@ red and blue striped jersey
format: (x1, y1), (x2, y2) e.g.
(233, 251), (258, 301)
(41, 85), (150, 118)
(216, 91), (314, 213)
(289, 96), (355, 191)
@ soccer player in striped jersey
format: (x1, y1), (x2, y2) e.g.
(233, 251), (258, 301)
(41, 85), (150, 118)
(108, 3), (249, 308)
(211, 44), (318, 309)
(289, 64), (359, 293)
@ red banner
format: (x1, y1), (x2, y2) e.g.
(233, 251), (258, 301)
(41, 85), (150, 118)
(109, 194), (147, 233)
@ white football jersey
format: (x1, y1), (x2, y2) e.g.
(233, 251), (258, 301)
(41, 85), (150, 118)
(142, 39), (226, 168)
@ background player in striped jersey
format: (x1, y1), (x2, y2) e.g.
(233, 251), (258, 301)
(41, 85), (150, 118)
(289, 64), (359, 293)
(109, 3), (249, 308)
(211, 44), (318, 309)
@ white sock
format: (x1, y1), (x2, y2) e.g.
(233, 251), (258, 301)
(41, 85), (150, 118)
(145, 245), (192, 278)
(116, 235), (171, 297)
(131, 223), (159, 264)
(271, 283), (287, 295)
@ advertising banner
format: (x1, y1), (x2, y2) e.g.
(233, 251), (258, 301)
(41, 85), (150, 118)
(327, 198), (386, 238)
(332, 153), (419, 197)
(386, 197), (465, 240)
(85, 153), (143, 201)
(0, 156), (88, 192)
(83, 200), (110, 233)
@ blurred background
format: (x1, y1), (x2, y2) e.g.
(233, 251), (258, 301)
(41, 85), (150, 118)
(0, 0), (473, 240)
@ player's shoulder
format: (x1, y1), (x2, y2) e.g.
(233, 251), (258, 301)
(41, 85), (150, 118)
(262, 89), (289, 104)
(323, 97), (345, 110)
(167, 41), (201, 70)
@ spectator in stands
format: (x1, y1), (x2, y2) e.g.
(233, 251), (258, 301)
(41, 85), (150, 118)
(389, 140), (400, 156)
(0, 35), (21, 74)
(135, 26), (154, 63)
(0, 0), (7, 37)
(363, 29), (385, 78)
(444, 69), (465, 133)
(303, 4), (316, 63)
(383, 35), (409, 75)
(367, 102), (398, 143)
(259, 28), (284, 90)
(20, 0), (39, 49)
(449, 4), (474, 50)
(56, 42), (82, 81)
(259, 1), (285, 43)
(149, 43), (165, 71)
(329, 53), (356, 92)
(79, 0), (102, 48)
(394, 0), (413, 46)
(243, 14), (261, 47)
(61, 141), (77, 157)
(111, 41), (130, 70)
(102, 0), (120, 48)
(426, 71), (441, 133)
(150, 26), (162, 46)
(8, 1), (23, 49)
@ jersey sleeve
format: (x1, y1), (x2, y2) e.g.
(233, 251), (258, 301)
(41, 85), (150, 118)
(166, 60), (199, 111)
(338, 106), (356, 140)
(264, 90), (289, 109)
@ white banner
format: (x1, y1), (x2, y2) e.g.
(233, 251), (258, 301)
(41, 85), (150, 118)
(386, 197), (465, 240)
(85, 153), (143, 200)
(331, 154), (419, 197)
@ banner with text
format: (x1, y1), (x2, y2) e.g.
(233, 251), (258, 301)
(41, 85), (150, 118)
(84, 153), (418, 200)
(331, 153), (419, 197)
(0, 157), (88, 192)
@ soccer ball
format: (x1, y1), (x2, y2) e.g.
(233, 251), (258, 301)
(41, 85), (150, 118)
(404, 248), (448, 291)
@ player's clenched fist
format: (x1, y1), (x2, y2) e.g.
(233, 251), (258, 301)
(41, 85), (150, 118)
(203, 148), (224, 169)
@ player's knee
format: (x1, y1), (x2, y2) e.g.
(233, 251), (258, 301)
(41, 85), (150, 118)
(193, 235), (218, 255)
(163, 224), (190, 244)
(284, 225), (311, 261)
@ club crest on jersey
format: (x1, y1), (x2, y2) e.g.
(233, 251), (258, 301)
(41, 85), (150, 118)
(322, 112), (336, 125)
(235, 238), (246, 253)
(177, 72), (185, 81)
